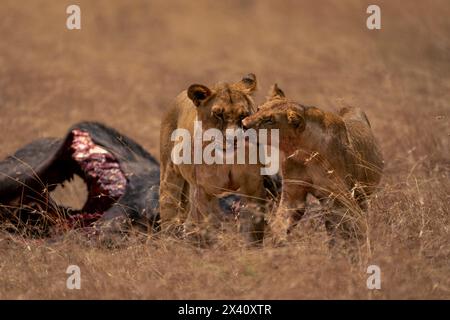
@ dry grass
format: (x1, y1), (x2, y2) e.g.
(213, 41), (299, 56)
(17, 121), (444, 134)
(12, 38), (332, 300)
(0, 0), (449, 299)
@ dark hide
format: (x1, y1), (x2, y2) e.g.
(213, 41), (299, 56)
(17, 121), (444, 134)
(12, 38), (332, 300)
(0, 122), (160, 234)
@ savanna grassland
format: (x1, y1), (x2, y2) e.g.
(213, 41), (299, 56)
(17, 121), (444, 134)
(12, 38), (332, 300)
(0, 0), (448, 299)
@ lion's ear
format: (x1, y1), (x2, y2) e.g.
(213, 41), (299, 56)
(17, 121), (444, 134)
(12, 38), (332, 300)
(233, 73), (257, 94)
(267, 83), (285, 101)
(187, 84), (212, 107)
(287, 108), (305, 131)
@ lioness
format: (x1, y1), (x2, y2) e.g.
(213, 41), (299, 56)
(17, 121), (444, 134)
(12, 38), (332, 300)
(159, 74), (267, 243)
(242, 84), (384, 243)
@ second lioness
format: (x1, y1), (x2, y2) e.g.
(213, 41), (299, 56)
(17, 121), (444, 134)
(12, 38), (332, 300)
(242, 85), (384, 243)
(160, 74), (267, 242)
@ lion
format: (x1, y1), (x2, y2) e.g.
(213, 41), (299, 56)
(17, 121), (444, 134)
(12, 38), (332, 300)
(159, 74), (268, 243)
(241, 84), (384, 244)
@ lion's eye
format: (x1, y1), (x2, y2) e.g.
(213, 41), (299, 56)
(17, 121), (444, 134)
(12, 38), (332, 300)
(264, 117), (274, 124)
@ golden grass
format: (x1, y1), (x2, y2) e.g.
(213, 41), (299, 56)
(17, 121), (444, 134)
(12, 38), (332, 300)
(0, 0), (449, 299)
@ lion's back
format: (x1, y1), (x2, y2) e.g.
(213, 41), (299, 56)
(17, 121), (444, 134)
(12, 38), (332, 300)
(339, 107), (384, 190)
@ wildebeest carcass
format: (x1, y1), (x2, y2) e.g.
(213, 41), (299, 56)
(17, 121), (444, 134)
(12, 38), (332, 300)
(0, 122), (160, 236)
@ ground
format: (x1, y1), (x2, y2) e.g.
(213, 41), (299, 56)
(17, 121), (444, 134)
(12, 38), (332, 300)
(0, 0), (449, 299)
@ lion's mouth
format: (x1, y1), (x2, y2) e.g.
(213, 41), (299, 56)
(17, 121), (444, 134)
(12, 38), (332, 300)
(64, 129), (127, 227)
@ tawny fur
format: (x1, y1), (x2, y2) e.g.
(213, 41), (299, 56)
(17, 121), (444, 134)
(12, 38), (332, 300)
(242, 84), (384, 243)
(159, 74), (267, 243)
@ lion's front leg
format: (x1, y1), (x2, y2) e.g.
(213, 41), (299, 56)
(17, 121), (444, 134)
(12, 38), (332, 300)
(183, 185), (221, 245)
(237, 179), (268, 245)
(270, 182), (307, 245)
(159, 163), (188, 233)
